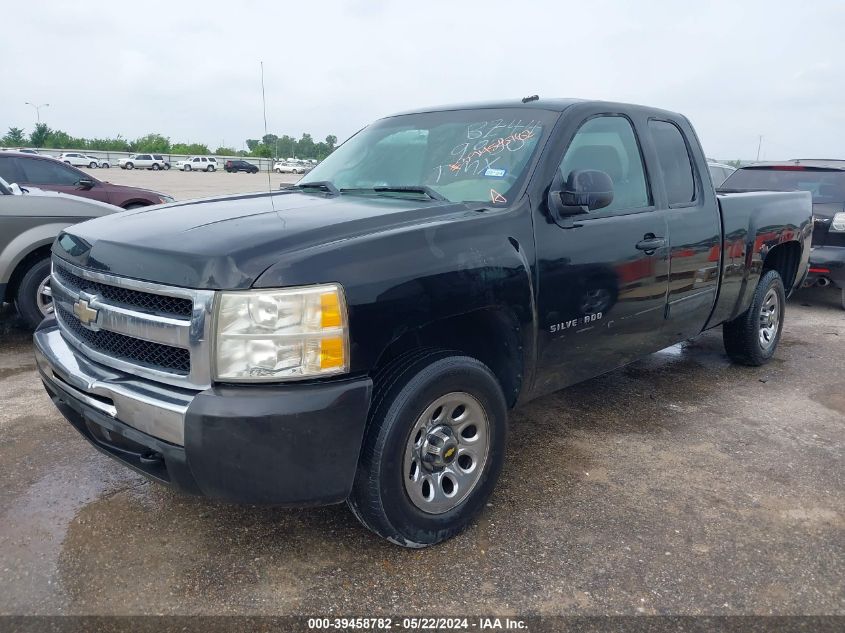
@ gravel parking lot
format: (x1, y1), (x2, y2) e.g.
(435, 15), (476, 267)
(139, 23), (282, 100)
(79, 166), (301, 202)
(1, 284), (842, 616)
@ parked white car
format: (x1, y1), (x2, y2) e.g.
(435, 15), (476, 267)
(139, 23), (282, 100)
(176, 156), (218, 172)
(60, 152), (99, 168)
(87, 155), (111, 169)
(118, 154), (169, 170)
(273, 161), (307, 174)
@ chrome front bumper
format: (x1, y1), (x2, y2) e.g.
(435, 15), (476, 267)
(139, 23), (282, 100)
(34, 323), (197, 445)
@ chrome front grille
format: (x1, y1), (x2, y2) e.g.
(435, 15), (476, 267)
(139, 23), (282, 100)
(51, 257), (216, 389)
(55, 305), (191, 374)
(53, 265), (193, 318)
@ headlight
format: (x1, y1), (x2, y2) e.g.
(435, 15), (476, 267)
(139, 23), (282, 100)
(831, 212), (845, 232)
(214, 284), (349, 381)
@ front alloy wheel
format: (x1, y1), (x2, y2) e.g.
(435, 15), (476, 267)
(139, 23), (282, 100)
(348, 350), (507, 547)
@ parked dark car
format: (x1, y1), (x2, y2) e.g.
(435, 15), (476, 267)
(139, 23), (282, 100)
(721, 160), (845, 308)
(0, 152), (174, 209)
(34, 98), (812, 547)
(225, 159), (259, 173)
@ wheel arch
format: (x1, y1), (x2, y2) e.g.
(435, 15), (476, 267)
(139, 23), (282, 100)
(371, 307), (524, 408)
(762, 240), (802, 297)
(3, 242), (53, 304)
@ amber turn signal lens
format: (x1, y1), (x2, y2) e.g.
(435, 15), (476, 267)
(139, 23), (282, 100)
(320, 337), (345, 369)
(321, 292), (342, 328)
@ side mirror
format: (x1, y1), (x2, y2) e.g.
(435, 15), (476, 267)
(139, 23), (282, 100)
(557, 169), (614, 214)
(77, 178), (95, 190)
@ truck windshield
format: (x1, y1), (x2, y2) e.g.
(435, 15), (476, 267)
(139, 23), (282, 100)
(723, 167), (845, 203)
(300, 108), (557, 205)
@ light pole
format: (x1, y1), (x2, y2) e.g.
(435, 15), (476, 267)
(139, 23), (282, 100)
(25, 102), (50, 123)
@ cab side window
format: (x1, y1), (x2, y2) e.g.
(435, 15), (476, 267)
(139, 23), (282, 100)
(0, 156), (22, 183)
(19, 158), (80, 185)
(649, 120), (696, 205)
(559, 116), (650, 213)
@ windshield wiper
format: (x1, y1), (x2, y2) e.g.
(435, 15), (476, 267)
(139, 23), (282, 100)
(286, 180), (339, 195)
(340, 185), (447, 202)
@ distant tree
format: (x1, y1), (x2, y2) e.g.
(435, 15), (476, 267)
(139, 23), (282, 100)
(88, 136), (131, 151)
(215, 146), (238, 156)
(3, 127), (26, 146)
(44, 129), (87, 149)
(261, 134), (279, 151)
(29, 122), (51, 148)
(325, 135), (337, 151)
(171, 142), (211, 155)
(245, 139), (261, 152)
(131, 133), (171, 153)
(297, 133), (316, 159)
(253, 144), (273, 158)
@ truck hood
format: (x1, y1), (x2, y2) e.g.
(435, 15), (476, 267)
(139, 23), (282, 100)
(53, 190), (468, 289)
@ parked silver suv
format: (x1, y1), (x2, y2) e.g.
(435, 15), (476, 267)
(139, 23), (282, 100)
(0, 176), (117, 327)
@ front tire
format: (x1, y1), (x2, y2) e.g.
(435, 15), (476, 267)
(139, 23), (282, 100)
(102, 163), (110, 169)
(125, 162), (134, 170)
(348, 350), (507, 547)
(184, 165), (192, 171)
(88, 161), (97, 168)
(15, 258), (53, 329)
(723, 269), (786, 366)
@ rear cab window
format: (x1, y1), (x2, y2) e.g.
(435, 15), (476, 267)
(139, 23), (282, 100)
(648, 120), (697, 206)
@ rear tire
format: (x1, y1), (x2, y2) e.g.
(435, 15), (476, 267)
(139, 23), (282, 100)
(15, 258), (53, 329)
(151, 163), (160, 171)
(207, 165), (215, 172)
(348, 350), (507, 547)
(723, 269), (786, 366)
(88, 161), (97, 168)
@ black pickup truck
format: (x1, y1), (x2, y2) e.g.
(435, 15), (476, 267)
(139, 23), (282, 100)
(34, 98), (812, 547)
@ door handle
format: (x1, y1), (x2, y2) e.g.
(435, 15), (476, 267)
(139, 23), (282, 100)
(636, 235), (666, 253)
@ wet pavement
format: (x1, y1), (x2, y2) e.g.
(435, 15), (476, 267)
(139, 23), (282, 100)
(0, 288), (842, 616)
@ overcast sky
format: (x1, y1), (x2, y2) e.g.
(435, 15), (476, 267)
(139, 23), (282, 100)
(2, 0), (843, 160)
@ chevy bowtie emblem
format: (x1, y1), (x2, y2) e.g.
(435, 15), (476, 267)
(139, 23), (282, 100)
(73, 298), (99, 326)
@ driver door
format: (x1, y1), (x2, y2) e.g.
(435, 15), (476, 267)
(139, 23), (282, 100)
(533, 113), (670, 395)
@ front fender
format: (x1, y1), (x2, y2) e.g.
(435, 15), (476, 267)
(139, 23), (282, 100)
(0, 222), (70, 286)
(254, 204), (537, 378)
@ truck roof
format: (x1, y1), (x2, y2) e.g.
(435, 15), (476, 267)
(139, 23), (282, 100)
(388, 97), (686, 120)
(745, 159), (845, 171)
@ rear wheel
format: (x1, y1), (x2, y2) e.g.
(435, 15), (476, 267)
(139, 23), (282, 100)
(15, 257), (53, 328)
(348, 351), (507, 547)
(206, 165), (215, 172)
(723, 269), (786, 366)
(88, 161), (97, 168)
(151, 163), (160, 171)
